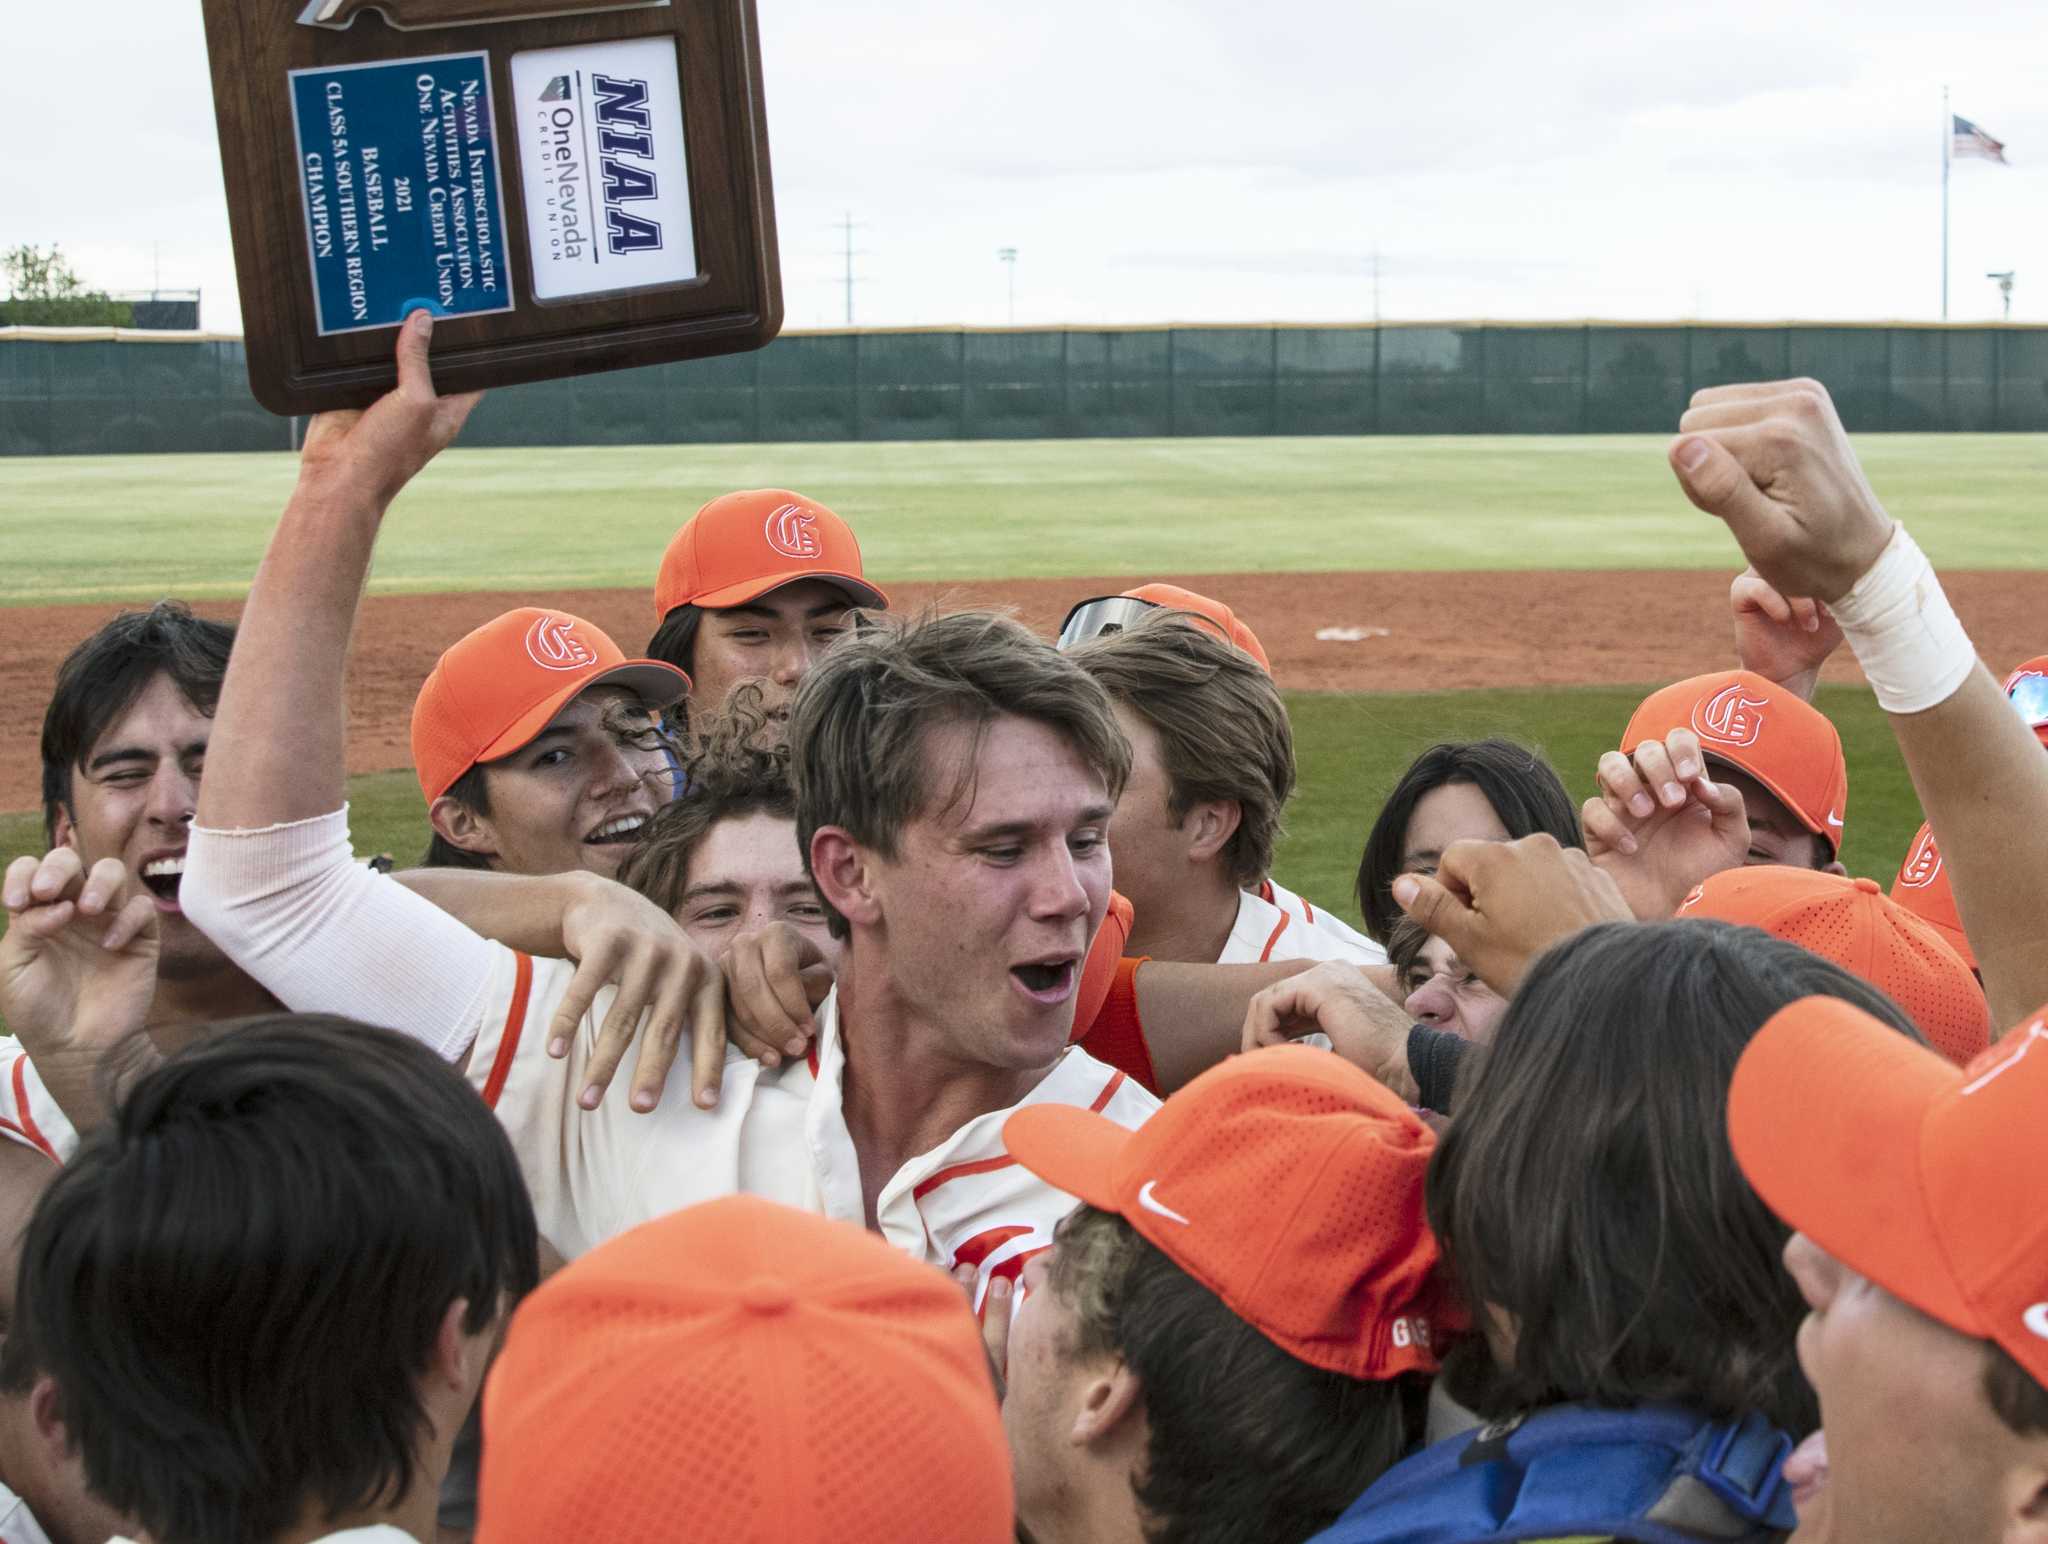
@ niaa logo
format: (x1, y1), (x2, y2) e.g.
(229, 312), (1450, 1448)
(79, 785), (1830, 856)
(592, 75), (663, 256)
(525, 614), (597, 672)
(1898, 827), (1943, 890)
(764, 503), (822, 560)
(1691, 682), (1770, 748)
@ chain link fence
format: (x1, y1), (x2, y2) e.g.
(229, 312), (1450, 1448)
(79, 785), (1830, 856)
(6, 322), (2046, 455)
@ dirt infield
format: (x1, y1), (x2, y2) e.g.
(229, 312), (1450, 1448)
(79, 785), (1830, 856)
(5, 567), (2046, 813)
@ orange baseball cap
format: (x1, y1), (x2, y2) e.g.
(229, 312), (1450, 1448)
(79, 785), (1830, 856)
(1890, 822), (1977, 971)
(653, 489), (888, 620)
(2002, 655), (2048, 748)
(1123, 584), (1272, 672)
(1729, 995), (2048, 1393)
(410, 608), (688, 803)
(1622, 670), (1847, 853)
(1004, 1044), (1463, 1379)
(475, 1195), (1013, 1544)
(1056, 584), (1273, 673)
(1677, 865), (1989, 1065)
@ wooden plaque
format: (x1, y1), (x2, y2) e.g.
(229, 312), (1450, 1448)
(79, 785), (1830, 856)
(200, 0), (780, 414)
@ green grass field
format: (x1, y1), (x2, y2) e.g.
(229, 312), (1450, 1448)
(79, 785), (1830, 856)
(2, 432), (2044, 605)
(0, 683), (1925, 935)
(0, 431), (2017, 932)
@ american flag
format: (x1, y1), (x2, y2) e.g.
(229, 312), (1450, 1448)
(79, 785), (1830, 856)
(1953, 114), (2010, 164)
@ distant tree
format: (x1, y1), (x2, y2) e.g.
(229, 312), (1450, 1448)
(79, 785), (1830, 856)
(0, 245), (134, 326)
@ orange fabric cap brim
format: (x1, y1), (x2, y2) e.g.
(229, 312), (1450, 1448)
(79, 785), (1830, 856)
(1728, 997), (1978, 1335)
(1002, 1104), (1135, 1217)
(473, 661), (689, 768)
(1697, 751), (1831, 843)
(685, 570), (889, 613)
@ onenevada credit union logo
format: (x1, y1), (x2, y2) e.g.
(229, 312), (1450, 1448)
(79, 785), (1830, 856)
(530, 73), (663, 258)
(509, 38), (699, 301)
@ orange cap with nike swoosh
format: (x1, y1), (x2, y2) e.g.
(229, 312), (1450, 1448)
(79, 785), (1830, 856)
(1003, 1044), (1463, 1378)
(1729, 995), (2048, 1392)
(1622, 670), (1848, 855)
(653, 489), (888, 621)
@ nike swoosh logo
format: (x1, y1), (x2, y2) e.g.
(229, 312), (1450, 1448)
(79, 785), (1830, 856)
(1137, 1180), (1190, 1226)
(2025, 1302), (2048, 1340)
(1826, 812), (1844, 829)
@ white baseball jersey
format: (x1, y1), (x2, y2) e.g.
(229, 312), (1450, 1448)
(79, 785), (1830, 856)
(1222, 883), (1387, 966)
(177, 808), (1159, 1303)
(0, 1046), (76, 1165)
(470, 962), (1157, 1299)
(1259, 877), (1386, 962)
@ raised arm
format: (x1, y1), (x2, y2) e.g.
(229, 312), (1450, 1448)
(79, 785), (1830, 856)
(1669, 380), (2048, 1028)
(199, 313), (478, 827)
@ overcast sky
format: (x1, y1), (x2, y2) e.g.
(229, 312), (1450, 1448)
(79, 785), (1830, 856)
(6, 0), (2044, 333)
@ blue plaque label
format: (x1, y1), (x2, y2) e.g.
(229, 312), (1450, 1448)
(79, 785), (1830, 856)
(288, 52), (517, 335)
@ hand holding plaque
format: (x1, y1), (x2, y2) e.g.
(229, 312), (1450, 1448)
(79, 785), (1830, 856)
(201, 0), (779, 412)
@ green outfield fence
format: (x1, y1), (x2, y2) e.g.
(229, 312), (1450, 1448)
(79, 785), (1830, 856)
(5, 321), (2048, 455)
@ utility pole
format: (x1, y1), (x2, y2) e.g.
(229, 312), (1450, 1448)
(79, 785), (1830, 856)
(833, 212), (862, 325)
(1941, 85), (1951, 321)
(997, 247), (1017, 324)
(1371, 247), (1381, 324)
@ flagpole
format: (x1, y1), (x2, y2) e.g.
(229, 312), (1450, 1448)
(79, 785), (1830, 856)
(1942, 85), (1951, 321)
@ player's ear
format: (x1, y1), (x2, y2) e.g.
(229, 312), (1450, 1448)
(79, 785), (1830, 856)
(429, 795), (499, 860)
(428, 1297), (498, 1397)
(49, 804), (78, 853)
(1998, 1452), (2048, 1543)
(1070, 1359), (1145, 1449)
(1183, 799), (1241, 865)
(28, 1376), (74, 1459)
(810, 827), (879, 930)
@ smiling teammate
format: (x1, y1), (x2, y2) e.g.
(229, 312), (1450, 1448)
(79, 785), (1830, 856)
(413, 607), (688, 875)
(645, 488), (888, 734)
(35, 605), (273, 1035)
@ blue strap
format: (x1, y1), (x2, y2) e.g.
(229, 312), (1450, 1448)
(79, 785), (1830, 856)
(1690, 1410), (1796, 1528)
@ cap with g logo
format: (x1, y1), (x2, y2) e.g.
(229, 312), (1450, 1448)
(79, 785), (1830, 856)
(653, 489), (889, 620)
(1623, 670), (1849, 854)
(410, 608), (689, 803)
(1890, 821), (1977, 971)
(1731, 996), (2048, 1392)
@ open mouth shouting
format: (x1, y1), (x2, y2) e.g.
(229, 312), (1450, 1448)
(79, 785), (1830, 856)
(583, 813), (650, 849)
(1010, 955), (1079, 1007)
(139, 852), (186, 912)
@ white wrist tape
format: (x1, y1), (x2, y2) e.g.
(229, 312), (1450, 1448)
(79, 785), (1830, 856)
(1828, 524), (1977, 714)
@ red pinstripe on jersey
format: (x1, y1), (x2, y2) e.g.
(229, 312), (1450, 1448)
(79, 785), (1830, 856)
(1259, 912), (1292, 962)
(481, 952), (535, 1110)
(10, 1056), (57, 1163)
(910, 1067), (1130, 1202)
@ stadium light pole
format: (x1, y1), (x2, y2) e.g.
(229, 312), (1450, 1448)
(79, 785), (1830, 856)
(1987, 271), (2015, 321)
(997, 247), (1017, 324)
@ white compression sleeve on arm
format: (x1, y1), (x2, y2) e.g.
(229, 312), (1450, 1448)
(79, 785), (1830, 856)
(182, 807), (502, 1062)
(1827, 524), (1978, 715)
